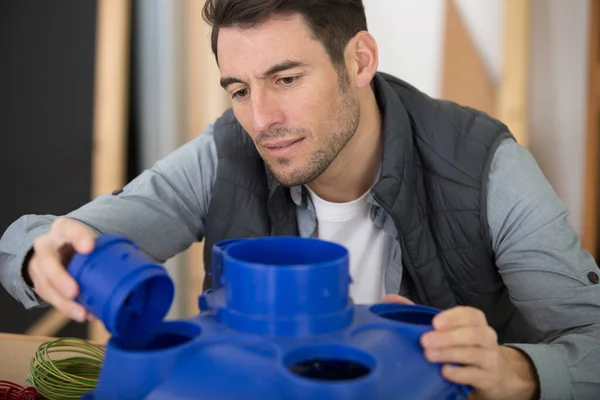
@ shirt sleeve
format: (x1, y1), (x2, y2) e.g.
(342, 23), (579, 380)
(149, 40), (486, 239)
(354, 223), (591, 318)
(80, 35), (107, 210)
(487, 138), (600, 400)
(0, 124), (218, 309)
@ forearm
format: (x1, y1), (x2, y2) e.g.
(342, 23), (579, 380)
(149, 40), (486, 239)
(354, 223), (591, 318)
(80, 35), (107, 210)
(65, 170), (203, 263)
(506, 325), (600, 400)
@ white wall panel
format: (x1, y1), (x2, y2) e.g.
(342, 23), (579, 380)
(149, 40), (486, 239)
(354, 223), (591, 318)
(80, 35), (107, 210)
(363, 0), (446, 97)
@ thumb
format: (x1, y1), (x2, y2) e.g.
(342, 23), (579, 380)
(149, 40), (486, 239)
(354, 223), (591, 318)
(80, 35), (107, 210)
(382, 294), (415, 305)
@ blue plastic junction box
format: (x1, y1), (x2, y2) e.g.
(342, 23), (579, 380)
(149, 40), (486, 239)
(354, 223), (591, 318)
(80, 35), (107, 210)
(68, 234), (472, 400)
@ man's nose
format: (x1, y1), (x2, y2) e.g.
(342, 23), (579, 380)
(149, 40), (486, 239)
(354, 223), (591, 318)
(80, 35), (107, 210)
(250, 90), (285, 133)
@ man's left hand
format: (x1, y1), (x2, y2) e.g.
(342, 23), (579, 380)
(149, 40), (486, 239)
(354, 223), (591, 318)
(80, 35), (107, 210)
(383, 296), (540, 400)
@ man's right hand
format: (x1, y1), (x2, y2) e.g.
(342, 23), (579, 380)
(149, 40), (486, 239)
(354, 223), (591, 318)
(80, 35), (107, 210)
(28, 217), (96, 322)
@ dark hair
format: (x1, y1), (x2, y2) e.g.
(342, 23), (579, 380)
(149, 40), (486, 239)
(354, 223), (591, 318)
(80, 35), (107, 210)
(202, 0), (368, 67)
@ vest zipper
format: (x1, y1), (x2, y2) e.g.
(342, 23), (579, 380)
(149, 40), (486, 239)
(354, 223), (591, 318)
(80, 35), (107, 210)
(371, 192), (428, 306)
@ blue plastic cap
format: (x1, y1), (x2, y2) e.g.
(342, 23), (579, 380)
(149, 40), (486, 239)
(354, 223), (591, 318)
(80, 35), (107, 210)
(221, 236), (353, 336)
(68, 234), (175, 341)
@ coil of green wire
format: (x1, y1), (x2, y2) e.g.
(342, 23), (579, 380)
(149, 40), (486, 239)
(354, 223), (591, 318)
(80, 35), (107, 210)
(25, 337), (105, 400)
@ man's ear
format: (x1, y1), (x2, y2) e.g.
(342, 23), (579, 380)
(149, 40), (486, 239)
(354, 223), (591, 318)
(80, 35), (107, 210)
(345, 31), (379, 89)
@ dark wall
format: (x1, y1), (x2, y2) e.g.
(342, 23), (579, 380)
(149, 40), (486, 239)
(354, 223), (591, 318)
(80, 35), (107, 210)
(0, 0), (98, 338)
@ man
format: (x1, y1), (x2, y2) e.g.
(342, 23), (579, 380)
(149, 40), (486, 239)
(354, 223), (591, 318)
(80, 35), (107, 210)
(0, 0), (598, 398)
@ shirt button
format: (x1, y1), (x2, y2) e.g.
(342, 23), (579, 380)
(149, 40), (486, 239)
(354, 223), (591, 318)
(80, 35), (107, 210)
(588, 271), (599, 284)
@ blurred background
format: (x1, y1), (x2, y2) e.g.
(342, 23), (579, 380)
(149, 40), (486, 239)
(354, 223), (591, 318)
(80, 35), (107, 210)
(0, 0), (598, 342)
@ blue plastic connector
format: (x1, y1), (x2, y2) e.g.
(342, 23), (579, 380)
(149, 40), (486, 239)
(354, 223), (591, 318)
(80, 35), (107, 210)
(219, 237), (353, 336)
(68, 234), (174, 343)
(71, 234), (472, 400)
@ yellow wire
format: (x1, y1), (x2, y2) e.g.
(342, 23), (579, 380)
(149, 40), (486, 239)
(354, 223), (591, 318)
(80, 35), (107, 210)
(26, 337), (105, 400)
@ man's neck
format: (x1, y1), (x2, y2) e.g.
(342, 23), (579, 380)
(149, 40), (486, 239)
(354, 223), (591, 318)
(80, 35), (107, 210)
(307, 88), (382, 203)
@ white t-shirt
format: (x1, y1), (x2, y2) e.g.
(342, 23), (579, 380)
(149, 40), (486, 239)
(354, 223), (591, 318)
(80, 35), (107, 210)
(305, 185), (391, 304)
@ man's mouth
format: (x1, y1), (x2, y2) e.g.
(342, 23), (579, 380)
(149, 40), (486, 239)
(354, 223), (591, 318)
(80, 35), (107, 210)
(264, 138), (302, 148)
(263, 138), (304, 156)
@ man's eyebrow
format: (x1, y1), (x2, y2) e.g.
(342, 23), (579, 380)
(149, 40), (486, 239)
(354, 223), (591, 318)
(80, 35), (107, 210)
(220, 60), (308, 90)
(261, 60), (308, 78)
(220, 76), (244, 90)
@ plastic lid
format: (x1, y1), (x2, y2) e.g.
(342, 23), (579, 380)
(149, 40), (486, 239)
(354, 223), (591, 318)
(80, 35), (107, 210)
(68, 234), (175, 341)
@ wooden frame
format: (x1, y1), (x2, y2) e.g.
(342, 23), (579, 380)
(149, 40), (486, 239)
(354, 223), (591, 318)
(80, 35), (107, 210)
(88, 0), (132, 342)
(582, 0), (600, 256)
(497, 0), (531, 147)
(441, 0), (496, 118)
(442, 0), (532, 144)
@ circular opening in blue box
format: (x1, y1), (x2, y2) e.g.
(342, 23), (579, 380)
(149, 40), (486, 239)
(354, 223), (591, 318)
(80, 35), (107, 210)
(114, 321), (202, 352)
(225, 237), (347, 267)
(284, 344), (375, 382)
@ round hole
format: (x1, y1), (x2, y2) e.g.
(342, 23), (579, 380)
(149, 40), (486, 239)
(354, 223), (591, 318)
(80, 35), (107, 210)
(140, 321), (201, 350)
(143, 332), (193, 350)
(290, 360), (371, 381)
(115, 321), (201, 352)
(370, 304), (437, 325)
(284, 344), (374, 382)
(226, 237), (347, 267)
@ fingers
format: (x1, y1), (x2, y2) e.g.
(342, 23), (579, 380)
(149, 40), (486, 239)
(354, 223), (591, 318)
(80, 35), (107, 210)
(432, 306), (487, 330)
(417, 306), (514, 397)
(35, 280), (88, 322)
(30, 255), (87, 322)
(425, 345), (498, 369)
(420, 306), (502, 393)
(32, 236), (79, 299)
(27, 218), (98, 323)
(50, 217), (96, 254)
(422, 325), (500, 392)
(381, 294), (415, 305)
(421, 325), (498, 350)
(30, 235), (86, 322)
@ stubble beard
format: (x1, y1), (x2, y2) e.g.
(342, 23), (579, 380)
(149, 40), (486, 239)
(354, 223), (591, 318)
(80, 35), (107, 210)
(264, 70), (361, 187)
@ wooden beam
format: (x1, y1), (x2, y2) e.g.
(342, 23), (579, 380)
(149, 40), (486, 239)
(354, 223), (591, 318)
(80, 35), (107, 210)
(441, 0), (497, 118)
(185, 0), (229, 317)
(497, 0), (531, 147)
(582, 0), (600, 256)
(89, 0), (132, 342)
(24, 309), (70, 337)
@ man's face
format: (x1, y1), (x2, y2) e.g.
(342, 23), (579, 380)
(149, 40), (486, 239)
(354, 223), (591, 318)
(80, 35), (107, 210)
(217, 14), (360, 186)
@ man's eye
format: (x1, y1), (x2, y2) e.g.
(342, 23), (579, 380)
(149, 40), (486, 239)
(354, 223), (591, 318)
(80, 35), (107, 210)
(232, 89), (248, 99)
(279, 76), (297, 85)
